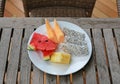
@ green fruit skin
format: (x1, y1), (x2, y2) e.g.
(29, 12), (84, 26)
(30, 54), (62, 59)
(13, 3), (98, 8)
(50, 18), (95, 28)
(27, 44), (36, 51)
(43, 56), (50, 61)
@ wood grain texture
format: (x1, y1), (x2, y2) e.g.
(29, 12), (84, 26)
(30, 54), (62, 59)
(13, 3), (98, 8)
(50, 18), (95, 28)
(59, 75), (70, 84)
(84, 29), (97, 84)
(0, 18), (120, 29)
(72, 71), (83, 84)
(103, 29), (120, 84)
(0, 28), (11, 84)
(114, 29), (120, 59)
(4, 0), (24, 17)
(45, 74), (56, 84)
(0, 18), (45, 28)
(32, 66), (44, 84)
(92, 0), (118, 18)
(19, 28), (34, 84)
(92, 29), (110, 84)
(6, 28), (23, 84)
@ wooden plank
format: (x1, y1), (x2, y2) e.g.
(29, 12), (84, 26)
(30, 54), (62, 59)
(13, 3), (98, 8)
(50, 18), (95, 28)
(92, 7), (109, 18)
(92, 29), (110, 84)
(32, 20), (44, 84)
(92, 0), (118, 18)
(9, 0), (24, 12)
(103, 29), (120, 84)
(84, 29), (97, 84)
(96, 1), (117, 17)
(46, 74), (56, 84)
(76, 18), (120, 29)
(32, 66), (44, 84)
(19, 28), (34, 84)
(5, 0), (24, 17)
(6, 28), (23, 84)
(0, 18), (45, 29)
(72, 71), (83, 84)
(114, 29), (120, 59)
(0, 18), (120, 29)
(99, 0), (117, 11)
(4, 9), (13, 17)
(59, 75), (70, 84)
(0, 28), (12, 84)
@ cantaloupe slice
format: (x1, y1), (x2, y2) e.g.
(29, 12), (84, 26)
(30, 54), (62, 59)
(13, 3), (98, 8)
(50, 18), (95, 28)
(54, 19), (64, 43)
(45, 19), (58, 43)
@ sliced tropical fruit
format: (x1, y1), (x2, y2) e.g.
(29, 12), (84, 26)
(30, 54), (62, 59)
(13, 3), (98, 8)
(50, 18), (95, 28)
(28, 32), (57, 51)
(28, 32), (58, 60)
(54, 19), (64, 43)
(45, 19), (58, 43)
(50, 52), (71, 64)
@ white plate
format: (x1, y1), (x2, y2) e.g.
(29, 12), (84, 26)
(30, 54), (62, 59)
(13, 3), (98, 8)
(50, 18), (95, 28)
(27, 21), (92, 75)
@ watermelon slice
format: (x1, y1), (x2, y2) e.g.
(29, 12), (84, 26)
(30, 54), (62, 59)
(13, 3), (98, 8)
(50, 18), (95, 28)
(28, 32), (57, 51)
(28, 33), (58, 60)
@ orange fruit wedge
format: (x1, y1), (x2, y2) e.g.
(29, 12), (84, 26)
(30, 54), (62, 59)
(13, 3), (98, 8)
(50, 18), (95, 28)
(45, 19), (58, 43)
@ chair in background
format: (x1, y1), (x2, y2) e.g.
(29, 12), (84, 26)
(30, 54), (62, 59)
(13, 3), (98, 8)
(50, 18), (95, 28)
(22, 0), (96, 17)
(0, 0), (6, 17)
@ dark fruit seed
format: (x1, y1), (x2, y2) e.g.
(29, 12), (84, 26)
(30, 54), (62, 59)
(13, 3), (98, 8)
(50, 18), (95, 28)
(45, 40), (48, 42)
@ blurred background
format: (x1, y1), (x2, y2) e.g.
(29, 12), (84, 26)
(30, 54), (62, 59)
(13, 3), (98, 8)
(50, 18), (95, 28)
(3, 0), (118, 17)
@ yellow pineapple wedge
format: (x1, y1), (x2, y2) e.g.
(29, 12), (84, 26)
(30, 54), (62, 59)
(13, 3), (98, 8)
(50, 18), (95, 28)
(50, 52), (71, 64)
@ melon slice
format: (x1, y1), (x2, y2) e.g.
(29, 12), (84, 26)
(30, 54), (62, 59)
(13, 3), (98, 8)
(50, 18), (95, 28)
(45, 19), (58, 43)
(27, 32), (58, 60)
(54, 19), (64, 43)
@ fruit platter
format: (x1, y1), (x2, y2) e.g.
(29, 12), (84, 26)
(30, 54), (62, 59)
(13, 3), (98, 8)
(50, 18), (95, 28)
(27, 19), (92, 75)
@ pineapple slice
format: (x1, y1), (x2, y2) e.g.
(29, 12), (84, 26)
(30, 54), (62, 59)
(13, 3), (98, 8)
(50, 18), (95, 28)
(50, 52), (71, 64)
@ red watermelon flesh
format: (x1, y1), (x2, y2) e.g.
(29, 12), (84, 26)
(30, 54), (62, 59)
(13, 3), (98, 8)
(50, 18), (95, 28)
(42, 50), (54, 56)
(28, 33), (42, 50)
(46, 40), (58, 51)
(36, 41), (47, 50)
(28, 32), (58, 53)
(36, 39), (57, 51)
(30, 33), (42, 43)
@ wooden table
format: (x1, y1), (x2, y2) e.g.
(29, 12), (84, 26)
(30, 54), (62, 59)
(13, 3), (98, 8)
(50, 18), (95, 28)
(0, 18), (120, 84)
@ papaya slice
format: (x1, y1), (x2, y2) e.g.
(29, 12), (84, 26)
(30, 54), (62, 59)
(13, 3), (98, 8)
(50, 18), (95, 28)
(45, 19), (58, 43)
(54, 19), (64, 43)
